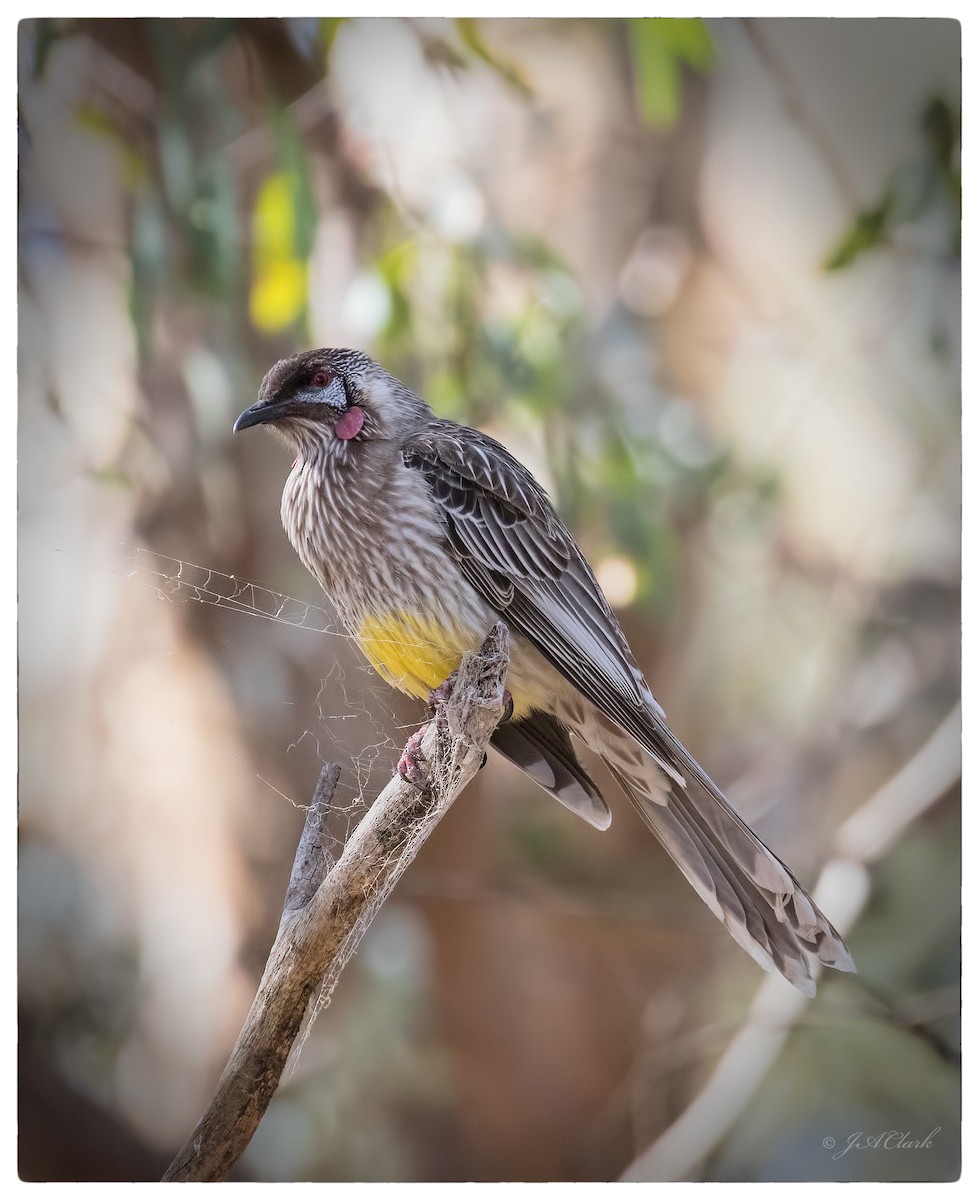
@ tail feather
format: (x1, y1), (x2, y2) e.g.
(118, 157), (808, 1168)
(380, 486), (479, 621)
(604, 762), (789, 976)
(492, 711), (611, 830)
(663, 778), (794, 966)
(497, 697), (854, 993)
(589, 721), (854, 993)
(657, 723), (823, 905)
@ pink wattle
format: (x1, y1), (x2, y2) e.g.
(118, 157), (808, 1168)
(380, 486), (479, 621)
(335, 405), (365, 440)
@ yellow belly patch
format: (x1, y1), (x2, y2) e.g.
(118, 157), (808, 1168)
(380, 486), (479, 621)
(357, 612), (479, 701)
(357, 611), (541, 717)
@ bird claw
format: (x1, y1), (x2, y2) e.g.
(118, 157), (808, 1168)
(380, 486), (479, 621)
(429, 674), (513, 724)
(407, 677), (507, 786)
(398, 725), (429, 789)
(427, 674), (457, 711)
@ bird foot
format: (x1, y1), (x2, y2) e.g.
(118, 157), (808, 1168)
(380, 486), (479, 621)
(427, 674), (457, 711)
(427, 677), (513, 723)
(398, 725), (429, 789)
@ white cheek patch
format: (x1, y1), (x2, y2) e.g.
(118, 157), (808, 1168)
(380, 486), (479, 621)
(335, 405), (365, 440)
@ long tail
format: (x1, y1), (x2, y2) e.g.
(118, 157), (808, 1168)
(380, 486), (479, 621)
(576, 713), (854, 995)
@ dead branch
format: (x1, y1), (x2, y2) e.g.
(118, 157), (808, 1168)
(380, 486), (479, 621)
(162, 623), (510, 1182)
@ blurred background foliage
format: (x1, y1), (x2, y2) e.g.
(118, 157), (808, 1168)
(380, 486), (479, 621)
(18, 17), (959, 1183)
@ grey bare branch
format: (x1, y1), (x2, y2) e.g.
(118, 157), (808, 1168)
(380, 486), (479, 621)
(163, 622), (510, 1182)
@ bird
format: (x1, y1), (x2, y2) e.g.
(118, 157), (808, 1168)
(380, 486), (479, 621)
(234, 347), (854, 995)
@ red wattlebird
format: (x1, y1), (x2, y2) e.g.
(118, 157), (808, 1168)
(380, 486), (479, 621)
(235, 348), (854, 994)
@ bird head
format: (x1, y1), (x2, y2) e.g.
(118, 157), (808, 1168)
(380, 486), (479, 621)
(233, 348), (427, 453)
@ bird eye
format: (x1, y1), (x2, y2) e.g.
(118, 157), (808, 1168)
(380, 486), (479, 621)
(312, 370), (330, 388)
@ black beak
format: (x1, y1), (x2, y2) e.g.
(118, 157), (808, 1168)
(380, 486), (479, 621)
(233, 400), (281, 433)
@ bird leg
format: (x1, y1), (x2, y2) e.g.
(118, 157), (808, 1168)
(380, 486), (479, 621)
(399, 676), (512, 786)
(397, 673), (463, 788)
(427, 674), (458, 711)
(397, 725), (429, 789)
(427, 675), (513, 722)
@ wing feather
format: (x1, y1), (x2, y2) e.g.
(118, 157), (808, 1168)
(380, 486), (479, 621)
(403, 422), (665, 748)
(402, 420), (854, 988)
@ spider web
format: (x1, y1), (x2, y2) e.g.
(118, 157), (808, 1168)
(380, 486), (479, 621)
(120, 543), (343, 637)
(119, 541), (410, 856)
(118, 542), (456, 1065)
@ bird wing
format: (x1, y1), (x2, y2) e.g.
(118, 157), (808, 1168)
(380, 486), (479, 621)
(402, 420), (676, 768)
(402, 421), (854, 989)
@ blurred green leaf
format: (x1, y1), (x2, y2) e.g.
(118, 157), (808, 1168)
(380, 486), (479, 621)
(375, 239), (418, 291)
(146, 19), (188, 118)
(320, 16), (346, 66)
(455, 18), (532, 97)
(196, 155), (240, 301)
(922, 96), (960, 252)
(139, 22), (246, 308)
(269, 103), (317, 259)
(86, 465), (132, 491)
(157, 114), (196, 212)
(668, 16), (715, 69)
(187, 17), (236, 62)
(507, 231), (569, 274)
(825, 95), (960, 271)
(244, 101), (317, 333)
(889, 158), (943, 226)
(627, 18), (714, 129)
(374, 240), (417, 347)
(922, 96), (957, 174)
(76, 105), (148, 189)
(418, 31), (469, 73)
(823, 195), (894, 271)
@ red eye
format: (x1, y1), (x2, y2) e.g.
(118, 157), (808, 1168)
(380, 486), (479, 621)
(312, 370), (330, 388)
